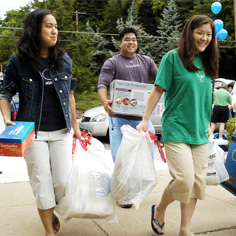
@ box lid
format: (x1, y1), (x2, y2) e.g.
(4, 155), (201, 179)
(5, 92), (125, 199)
(0, 121), (35, 143)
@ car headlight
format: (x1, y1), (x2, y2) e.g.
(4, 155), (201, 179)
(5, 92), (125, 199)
(90, 113), (108, 122)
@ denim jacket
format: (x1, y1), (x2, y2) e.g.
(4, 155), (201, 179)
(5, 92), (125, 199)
(0, 53), (75, 135)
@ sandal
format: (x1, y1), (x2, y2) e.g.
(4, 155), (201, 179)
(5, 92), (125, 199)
(151, 205), (165, 235)
(53, 214), (60, 234)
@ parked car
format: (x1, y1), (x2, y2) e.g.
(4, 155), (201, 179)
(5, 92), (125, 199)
(79, 95), (164, 138)
(213, 78), (235, 90)
(11, 93), (19, 120)
(0, 76), (19, 120)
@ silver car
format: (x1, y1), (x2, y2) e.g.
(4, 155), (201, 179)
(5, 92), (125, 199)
(79, 95), (164, 137)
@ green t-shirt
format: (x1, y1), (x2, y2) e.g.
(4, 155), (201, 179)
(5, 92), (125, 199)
(213, 88), (232, 106)
(155, 50), (212, 145)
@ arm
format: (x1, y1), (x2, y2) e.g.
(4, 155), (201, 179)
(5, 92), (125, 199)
(69, 93), (81, 140)
(208, 123), (213, 137)
(98, 88), (114, 115)
(97, 58), (117, 115)
(0, 99), (15, 128)
(137, 85), (164, 132)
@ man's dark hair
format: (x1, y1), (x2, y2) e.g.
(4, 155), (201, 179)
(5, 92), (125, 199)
(228, 83), (234, 89)
(119, 28), (137, 41)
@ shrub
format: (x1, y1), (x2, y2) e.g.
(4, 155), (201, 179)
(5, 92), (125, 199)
(226, 117), (236, 146)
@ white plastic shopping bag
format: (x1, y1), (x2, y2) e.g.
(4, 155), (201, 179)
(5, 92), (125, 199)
(111, 125), (157, 210)
(207, 136), (229, 185)
(55, 133), (117, 222)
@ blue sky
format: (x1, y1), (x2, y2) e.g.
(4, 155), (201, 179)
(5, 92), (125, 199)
(0, 0), (31, 19)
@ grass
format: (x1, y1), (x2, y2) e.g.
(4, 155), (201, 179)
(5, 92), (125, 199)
(74, 91), (102, 113)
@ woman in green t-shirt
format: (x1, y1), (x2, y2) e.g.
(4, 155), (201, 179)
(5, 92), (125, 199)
(137, 15), (219, 236)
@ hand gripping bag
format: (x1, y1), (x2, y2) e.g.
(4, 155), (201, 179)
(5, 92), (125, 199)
(55, 134), (117, 222)
(111, 125), (157, 209)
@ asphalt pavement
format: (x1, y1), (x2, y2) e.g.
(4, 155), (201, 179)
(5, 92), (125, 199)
(0, 114), (236, 235)
(0, 143), (236, 236)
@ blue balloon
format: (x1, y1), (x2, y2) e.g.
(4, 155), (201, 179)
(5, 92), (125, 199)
(217, 29), (228, 40)
(211, 2), (222, 14)
(214, 19), (224, 34)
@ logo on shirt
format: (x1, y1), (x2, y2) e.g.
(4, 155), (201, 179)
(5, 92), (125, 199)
(42, 69), (52, 85)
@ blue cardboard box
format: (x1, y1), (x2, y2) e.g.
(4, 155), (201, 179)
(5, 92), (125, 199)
(0, 121), (35, 157)
(221, 132), (236, 196)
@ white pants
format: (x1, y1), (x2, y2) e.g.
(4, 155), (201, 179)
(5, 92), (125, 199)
(24, 129), (73, 210)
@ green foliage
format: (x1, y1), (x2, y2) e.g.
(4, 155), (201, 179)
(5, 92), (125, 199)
(63, 33), (96, 93)
(137, 0), (163, 35)
(1, 8), (30, 28)
(86, 21), (110, 75)
(100, 0), (129, 33)
(74, 0), (108, 31)
(74, 91), (102, 112)
(0, 30), (16, 66)
(31, 0), (76, 31)
(0, 0), (235, 95)
(156, 0), (181, 63)
(111, 0), (158, 62)
(226, 118), (236, 146)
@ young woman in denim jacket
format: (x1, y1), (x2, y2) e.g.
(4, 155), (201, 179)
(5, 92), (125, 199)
(0, 9), (81, 236)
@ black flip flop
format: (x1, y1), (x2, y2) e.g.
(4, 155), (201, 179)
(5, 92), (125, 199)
(151, 205), (165, 235)
(53, 214), (60, 234)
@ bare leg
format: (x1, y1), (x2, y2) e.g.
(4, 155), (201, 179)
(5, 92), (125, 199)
(219, 123), (225, 139)
(178, 198), (197, 236)
(210, 122), (216, 133)
(153, 189), (175, 234)
(38, 208), (55, 236)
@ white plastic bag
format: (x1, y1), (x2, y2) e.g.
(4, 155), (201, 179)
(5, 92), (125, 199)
(111, 125), (157, 210)
(55, 136), (117, 222)
(207, 136), (229, 185)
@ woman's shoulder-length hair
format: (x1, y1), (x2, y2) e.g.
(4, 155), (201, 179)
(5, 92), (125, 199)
(17, 9), (64, 71)
(178, 14), (219, 79)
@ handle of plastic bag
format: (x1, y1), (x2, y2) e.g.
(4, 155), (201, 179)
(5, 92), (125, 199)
(121, 124), (145, 135)
(79, 130), (92, 151)
(148, 130), (166, 163)
(72, 136), (77, 155)
(72, 130), (92, 154)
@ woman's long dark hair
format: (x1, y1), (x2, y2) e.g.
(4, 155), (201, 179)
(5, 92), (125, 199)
(178, 14), (219, 79)
(17, 9), (64, 70)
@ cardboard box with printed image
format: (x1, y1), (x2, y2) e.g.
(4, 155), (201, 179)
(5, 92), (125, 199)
(0, 121), (35, 157)
(109, 80), (160, 117)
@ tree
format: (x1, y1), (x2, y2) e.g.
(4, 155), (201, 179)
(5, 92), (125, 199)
(86, 21), (110, 76)
(136, 0), (163, 35)
(74, 0), (108, 31)
(0, 30), (15, 66)
(63, 32), (95, 93)
(100, 0), (130, 33)
(111, 0), (158, 62)
(31, 0), (76, 31)
(156, 0), (181, 62)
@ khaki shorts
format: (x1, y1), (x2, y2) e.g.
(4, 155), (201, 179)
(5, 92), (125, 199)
(165, 142), (208, 204)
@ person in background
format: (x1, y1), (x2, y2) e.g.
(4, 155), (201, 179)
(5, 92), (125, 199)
(0, 9), (80, 236)
(211, 82), (232, 139)
(227, 83), (234, 118)
(97, 28), (158, 208)
(227, 83), (233, 94)
(137, 15), (219, 235)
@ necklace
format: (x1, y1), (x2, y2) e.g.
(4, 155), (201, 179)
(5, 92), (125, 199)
(195, 70), (205, 79)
